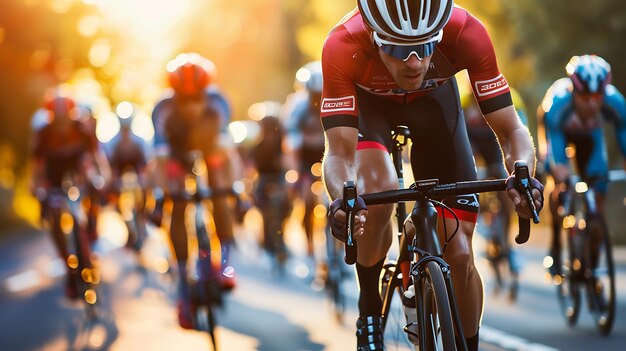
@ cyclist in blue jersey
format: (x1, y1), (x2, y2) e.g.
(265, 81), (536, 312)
(539, 54), (626, 276)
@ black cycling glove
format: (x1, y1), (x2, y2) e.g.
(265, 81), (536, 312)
(506, 175), (545, 212)
(328, 196), (367, 242)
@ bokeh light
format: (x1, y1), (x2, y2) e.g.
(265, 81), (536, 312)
(116, 101), (134, 119)
(96, 111), (120, 143)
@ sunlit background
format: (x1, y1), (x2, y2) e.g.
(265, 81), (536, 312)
(1, 0), (626, 229)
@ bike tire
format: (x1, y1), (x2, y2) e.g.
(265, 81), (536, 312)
(556, 226), (581, 327)
(207, 305), (218, 351)
(584, 217), (615, 336)
(420, 260), (457, 351)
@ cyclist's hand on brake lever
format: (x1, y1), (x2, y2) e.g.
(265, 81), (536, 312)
(329, 197), (368, 243)
(505, 175), (544, 219)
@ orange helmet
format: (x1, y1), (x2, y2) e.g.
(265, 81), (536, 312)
(44, 95), (76, 117)
(166, 53), (216, 97)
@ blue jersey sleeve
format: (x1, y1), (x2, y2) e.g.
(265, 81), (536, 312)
(542, 82), (572, 168)
(603, 85), (626, 158)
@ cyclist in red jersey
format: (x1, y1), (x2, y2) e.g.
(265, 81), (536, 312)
(321, 2), (543, 350)
(31, 92), (110, 299)
(151, 53), (243, 329)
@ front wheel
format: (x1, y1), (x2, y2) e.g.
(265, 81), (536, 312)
(584, 217), (615, 336)
(419, 261), (457, 351)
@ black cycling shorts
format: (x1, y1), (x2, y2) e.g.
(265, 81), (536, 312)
(356, 78), (479, 222)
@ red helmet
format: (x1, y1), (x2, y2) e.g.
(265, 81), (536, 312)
(167, 53), (216, 96)
(44, 95), (76, 117)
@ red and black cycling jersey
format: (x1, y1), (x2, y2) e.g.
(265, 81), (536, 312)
(33, 119), (98, 186)
(321, 6), (512, 130)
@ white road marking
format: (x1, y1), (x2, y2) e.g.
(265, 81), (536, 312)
(481, 325), (559, 351)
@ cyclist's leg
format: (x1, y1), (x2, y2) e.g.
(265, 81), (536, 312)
(485, 151), (518, 274)
(407, 77), (481, 348)
(164, 159), (194, 328)
(207, 151), (237, 288)
(350, 90), (398, 321)
(548, 184), (563, 275)
(438, 212), (481, 343)
(354, 148), (397, 314)
(48, 205), (78, 299)
(302, 177), (317, 258)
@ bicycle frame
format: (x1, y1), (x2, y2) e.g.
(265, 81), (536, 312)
(381, 127), (467, 349)
(344, 126), (538, 350)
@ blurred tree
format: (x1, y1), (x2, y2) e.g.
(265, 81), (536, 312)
(0, 0), (99, 230)
(458, 0), (626, 154)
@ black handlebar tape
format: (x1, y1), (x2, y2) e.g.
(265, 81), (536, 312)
(516, 218), (531, 244)
(343, 181), (358, 265)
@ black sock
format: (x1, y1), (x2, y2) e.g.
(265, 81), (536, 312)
(455, 329), (479, 351)
(356, 259), (384, 317)
(466, 329), (479, 351)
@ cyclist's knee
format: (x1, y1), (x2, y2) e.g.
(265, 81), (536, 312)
(444, 234), (475, 280)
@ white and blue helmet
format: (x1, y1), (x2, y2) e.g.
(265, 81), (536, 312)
(566, 55), (612, 94)
(357, 0), (454, 43)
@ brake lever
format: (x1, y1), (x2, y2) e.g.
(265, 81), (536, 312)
(343, 181), (358, 265)
(513, 161), (539, 244)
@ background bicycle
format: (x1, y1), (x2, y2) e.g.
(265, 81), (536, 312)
(548, 175), (616, 335)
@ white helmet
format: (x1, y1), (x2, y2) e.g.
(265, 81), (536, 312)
(295, 61), (323, 94)
(358, 0), (454, 43)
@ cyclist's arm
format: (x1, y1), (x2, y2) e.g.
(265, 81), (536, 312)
(484, 105), (536, 175)
(150, 100), (172, 190)
(603, 85), (626, 170)
(322, 126), (358, 200)
(485, 105), (543, 217)
(543, 96), (571, 184)
(457, 13), (535, 172)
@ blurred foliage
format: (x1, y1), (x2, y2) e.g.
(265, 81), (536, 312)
(0, 0), (625, 228)
(459, 0), (626, 122)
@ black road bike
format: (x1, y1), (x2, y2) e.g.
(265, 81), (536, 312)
(551, 175), (615, 335)
(173, 151), (240, 351)
(342, 127), (540, 350)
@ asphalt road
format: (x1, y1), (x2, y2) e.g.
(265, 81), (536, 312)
(1, 205), (626, 350)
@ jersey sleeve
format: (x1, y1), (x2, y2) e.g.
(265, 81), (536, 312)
(541, 87), (570, 168)
(206, 88), (232, 133)
(151, 98), (171, 157)
(603, 85), (626, 158)
(456, 13), (512, 115)
(320, 26), (360, 130)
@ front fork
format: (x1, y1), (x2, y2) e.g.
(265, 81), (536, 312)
(407, 198), (468, 351)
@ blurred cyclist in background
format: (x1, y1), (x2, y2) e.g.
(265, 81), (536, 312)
(249, 101), (292, 270)
(462, 83), (528, 284)
(30, 90), (110, 299)
(107, 104), (150, 251)
(150, 52), (243, 329)
(539, 54), (626, 276)
(285, 61), (326, 261)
